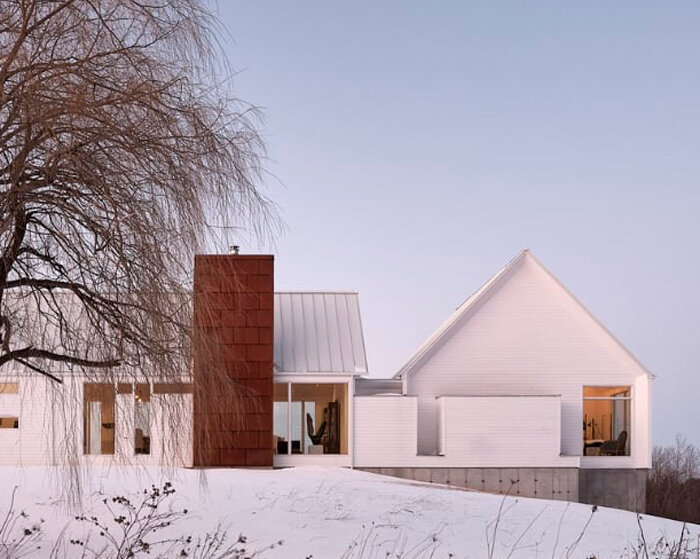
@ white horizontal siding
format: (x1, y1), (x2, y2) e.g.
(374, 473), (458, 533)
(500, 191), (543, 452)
(0, 374), (55, 466)
(151, 393), (193, 467)
(407, 254), (650, 468)
(438, 396), (564, 467)
(353, 396), (417, 467)
(0, 371), (193, 467)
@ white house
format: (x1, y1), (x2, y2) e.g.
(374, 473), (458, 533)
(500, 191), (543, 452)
(0, 250), (652, 511)
(353, 249), (651, 511)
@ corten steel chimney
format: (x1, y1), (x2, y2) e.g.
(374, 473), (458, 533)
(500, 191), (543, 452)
(192, 253), (274, 467)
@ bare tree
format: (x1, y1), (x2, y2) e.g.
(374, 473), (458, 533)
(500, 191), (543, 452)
(0, 0), (275, 383)
(646, 436), (700, 524)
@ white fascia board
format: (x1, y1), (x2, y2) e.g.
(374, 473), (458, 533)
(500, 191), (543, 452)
(273, 373), (355, 384)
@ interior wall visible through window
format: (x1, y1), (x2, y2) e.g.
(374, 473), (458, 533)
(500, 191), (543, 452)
(84, 383), (115, 455)
(0, 417), (18, 429)
(0, 382), (20, 429)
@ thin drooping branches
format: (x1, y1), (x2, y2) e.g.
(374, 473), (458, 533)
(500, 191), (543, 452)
(0, 0), (277, 384)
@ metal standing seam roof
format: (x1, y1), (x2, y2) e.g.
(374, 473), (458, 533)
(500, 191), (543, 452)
(273, 292), (368, 375)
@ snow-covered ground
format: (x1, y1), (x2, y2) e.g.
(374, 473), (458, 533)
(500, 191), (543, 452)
(0, 466), (697, 558)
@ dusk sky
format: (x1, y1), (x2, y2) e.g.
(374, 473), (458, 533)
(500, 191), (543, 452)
(217, 1), (700, 445)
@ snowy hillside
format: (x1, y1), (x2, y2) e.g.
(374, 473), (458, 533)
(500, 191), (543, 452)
(0, 466), (697, 558)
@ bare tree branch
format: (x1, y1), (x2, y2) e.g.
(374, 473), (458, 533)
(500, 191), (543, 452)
(0, 0), (278, 391)
(0, 346), (120, 369)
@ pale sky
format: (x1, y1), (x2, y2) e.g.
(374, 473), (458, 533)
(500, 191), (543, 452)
(217, 1), (700, 446)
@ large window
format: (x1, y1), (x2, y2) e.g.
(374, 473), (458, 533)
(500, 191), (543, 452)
(273, 382), (348, 456)
(84, 383), (116, 455)
(583, 386), (631, 456)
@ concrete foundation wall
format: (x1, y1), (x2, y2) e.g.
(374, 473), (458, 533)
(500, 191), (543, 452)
(579, 469), (648, 512)
(358, 467), (579, 502)
(358, 467), (649, 512)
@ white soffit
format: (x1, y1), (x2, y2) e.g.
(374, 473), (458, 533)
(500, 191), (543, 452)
(274, 292), (368, 375)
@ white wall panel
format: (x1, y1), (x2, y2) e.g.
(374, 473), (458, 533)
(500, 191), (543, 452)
(0, 373), (52, 465)
(438, 396), (563, 467)
(633, 375), (651, 469)
(151, 393), (193, 467)
(353, 396), (417, 467)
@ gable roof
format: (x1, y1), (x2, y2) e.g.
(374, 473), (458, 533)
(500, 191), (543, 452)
(274, 291), (368, 375)
(393, 249), (653, 380)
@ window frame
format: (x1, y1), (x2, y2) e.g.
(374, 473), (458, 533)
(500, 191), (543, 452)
(273, 380), (349, 457)
(582, 385), (632, 457)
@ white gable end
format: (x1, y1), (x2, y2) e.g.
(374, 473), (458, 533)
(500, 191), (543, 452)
(404, 251), (651, 461)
